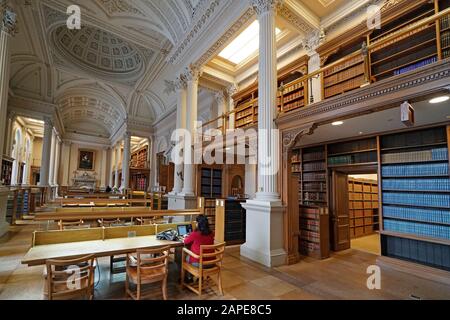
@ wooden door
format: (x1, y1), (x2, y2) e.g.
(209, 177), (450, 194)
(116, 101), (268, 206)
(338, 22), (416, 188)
(331, 170), (350, 251)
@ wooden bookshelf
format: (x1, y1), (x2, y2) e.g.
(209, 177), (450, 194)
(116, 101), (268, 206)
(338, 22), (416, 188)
(198, 166), (223, 229)
(380, 126), (450, 271)
(291, 146), (328, 207)
(299, 205), (330, 259)
(1, 156), (13, 186)
(232, 56), (308, 129)
(215, 199), (246, 245)
(129, 168), (150, 191)
(328, 138), (378, 167)
(439, 0), (450, 59)
(130, 146), (148, 169)
(348, 178), (379, 238)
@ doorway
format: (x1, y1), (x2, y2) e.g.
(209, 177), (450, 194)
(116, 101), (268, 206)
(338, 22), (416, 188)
(330, 168), (381, 255)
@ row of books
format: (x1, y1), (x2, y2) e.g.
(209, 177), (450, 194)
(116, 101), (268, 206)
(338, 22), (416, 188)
(323, 55), (364, 77)
(440, 15), (450, 30)
(291, 152), (301, 162)
(382, 192), (450, 208)
(381, 148), (448, 164)
(303, 172), (326, 181)
(282, 81), (304, 95)
(300, 222), (319, 233)
(328, 138), (377, 155)
(304, 182), (327, 192)
(384, 219), (450, 240)
(282, 90), (304, 103)
(383, 205), (450, 224)
(323, 63), (365, 88)
(299, 213), (319, 220)
(324, 74), (365, 98)
(291, 164), (301, 173)
(299, 230), (320, 243)
(235, 115), (254, 128)
(303, 192), (326, 202)
(300, 241), (320, 252)
(393, 56), (437, 76)
(303, 162), (326, 172)
(441, 30), (450, 49)
(444, 49), (450, 59)
(382, 178), (450, 191)
(302, 151), (325, 162)
(328, 151), (378, 166)
(236, 108), (253, 120)
(381, 163), (449, 177)
(381, 127), (446, 149)
(349, 193), (377, 201)
(282, 99), (304, 112)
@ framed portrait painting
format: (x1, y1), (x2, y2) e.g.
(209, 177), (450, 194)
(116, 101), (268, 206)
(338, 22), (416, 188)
(78, 150), (95, 171)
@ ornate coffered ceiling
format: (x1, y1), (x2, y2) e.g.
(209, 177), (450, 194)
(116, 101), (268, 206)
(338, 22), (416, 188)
(52, 25), (146, 82)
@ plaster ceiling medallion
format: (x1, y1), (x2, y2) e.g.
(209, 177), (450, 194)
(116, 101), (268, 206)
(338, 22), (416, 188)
(52, 25), (149, 85)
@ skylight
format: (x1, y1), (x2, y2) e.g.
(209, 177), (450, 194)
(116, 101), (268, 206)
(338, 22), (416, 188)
(218, 21), (281, 65)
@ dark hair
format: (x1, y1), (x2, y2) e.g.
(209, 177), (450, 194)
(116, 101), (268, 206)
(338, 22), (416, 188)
(196, 215), (211, 236)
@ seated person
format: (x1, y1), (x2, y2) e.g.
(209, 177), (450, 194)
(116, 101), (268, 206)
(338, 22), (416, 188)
(105, 185), (112, 193)
(183, 215), (214, 267)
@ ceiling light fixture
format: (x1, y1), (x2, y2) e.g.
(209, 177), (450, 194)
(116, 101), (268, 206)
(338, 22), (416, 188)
(332, 121), (344, 126)
(429, 96), (449, 104)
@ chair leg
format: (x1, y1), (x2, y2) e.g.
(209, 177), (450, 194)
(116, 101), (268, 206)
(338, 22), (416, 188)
(137, 282), (141, 300)
(198, 275), (203, 296)
(125, 272), (129, 297)
(162, 277), (168, 300)
(180, 266), (185, 288)
(218, 272), (223, 295)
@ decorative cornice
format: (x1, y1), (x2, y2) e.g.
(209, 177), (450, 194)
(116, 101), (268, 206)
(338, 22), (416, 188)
(282, 122), (317, 152)
(167, 0), (221, 64)
(195, 7), (254, 67)
(277, 3), (312, 34)
(1, 6), (16, 35)
(250, 0), (284, 16)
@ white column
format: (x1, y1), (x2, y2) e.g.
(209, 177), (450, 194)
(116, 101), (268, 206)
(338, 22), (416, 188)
(121, 133), (131, 190)
(305, 29), (324, 104)
(0, 7), (15, 168)
(107, 147), (113, 187)
(4, 111), (16, 157)
(171, 76), (187, 195)
(227, 85), (238, 130)
(39, 117), (52, 186)
(214, 91), (225, 129)
(53, 138), (61, 186)
(241, 0), (286, 268)
(181, 65), (202, 196)
(149, 136), (157, 191)
(100, 147), (108, 189)
(48, 130), (56, 186)
(60, 141), (71, 186)
(114, 144), (120, 189)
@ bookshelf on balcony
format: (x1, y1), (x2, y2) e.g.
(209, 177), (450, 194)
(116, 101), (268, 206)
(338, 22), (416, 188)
(439, 0), (450, 59)
(369, 1), (437, 81)
(320, 38), (368, 99)
(380, 126), (450, 271)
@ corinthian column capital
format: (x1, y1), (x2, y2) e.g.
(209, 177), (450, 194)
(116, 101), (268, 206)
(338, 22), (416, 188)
(184, 64), (203, 82)
(250, 0), (284, 16)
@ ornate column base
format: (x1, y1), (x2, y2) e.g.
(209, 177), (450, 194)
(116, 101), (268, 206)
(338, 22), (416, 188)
(240, 199), (287, 267)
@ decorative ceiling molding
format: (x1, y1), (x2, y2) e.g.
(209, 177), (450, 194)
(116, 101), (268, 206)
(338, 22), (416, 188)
(195, 7), (254, 67)
(96, 0), (145, 17)
(167, 0), (221, 64)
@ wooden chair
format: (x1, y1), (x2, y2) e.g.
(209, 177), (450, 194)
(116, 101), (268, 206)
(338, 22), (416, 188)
(44, 254), (96, 300)
(125, 246), (170, 300)
(97, 218), (123, 227)
(98, 218), (127, 273)
(181, 242), (225, 296)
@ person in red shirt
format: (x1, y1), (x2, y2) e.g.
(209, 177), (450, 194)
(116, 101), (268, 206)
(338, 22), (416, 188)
(183, 215), (214, 267)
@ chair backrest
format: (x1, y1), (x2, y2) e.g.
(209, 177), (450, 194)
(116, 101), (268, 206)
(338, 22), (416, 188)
(136, 246), (170, 278)
(104, 225), (156, 239)
(45, 254), (95, 300)
(200, 242), (226, 268)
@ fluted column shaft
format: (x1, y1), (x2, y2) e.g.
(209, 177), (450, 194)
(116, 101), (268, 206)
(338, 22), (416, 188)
(181, 66), (201, 196)
(172, 78), (187, 194)
(255, 3), (280, 202)
(39, 117), (52, 186)
(114, 144), (120, 189)
(121, 133), (131, 190)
